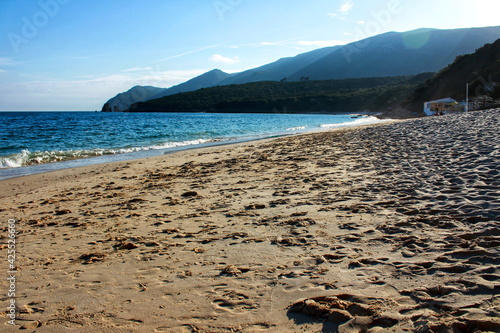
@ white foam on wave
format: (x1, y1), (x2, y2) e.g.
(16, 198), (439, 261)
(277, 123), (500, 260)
(0, 138), (214, 169)
(0, 149), (31, 168)
(320, 116), (388, 129)
(0, 117), (389, 169)
(113, 138), (213, 154)
(286, 125), (308, 131)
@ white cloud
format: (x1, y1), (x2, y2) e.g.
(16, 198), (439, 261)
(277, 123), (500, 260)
(0, 69), (5, 73)
(0, 57), (14, 66)
(231, 38), (302, 49)
(357, 20), (366, 25)
(79, 69), (208, 89)
(152, 43), (223, 64)
(259, 40), (293, 47)
(0, 69), (209, 111)
(261, 42), (278, 46)
(297, 40), (348, 47)
(122, 66), (153, 72)
(65, 56), (92, 60)
(339, 1), (354, 14)
(210, 54), (241, 65)
(327, 1), (354, 20)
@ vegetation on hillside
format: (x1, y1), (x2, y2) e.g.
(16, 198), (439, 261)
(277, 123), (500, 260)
(129, 74), (433, 116)
(404, 38), (500, 112)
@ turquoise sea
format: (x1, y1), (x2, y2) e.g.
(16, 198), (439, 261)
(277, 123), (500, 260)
(0, 112), (386, 179)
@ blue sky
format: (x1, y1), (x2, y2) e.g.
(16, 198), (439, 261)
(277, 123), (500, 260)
(0, 0), (499, 111)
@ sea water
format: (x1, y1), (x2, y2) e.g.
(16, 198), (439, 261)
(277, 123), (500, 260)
(0, 112), (386, 179)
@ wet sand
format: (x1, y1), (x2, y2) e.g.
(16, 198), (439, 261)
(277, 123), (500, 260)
(0, 109), (499, 332)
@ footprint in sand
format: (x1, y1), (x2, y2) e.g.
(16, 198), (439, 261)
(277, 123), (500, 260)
(45, 319), (84, 329)
(155, 326), (196, 333)
(212, 291), (259, 314)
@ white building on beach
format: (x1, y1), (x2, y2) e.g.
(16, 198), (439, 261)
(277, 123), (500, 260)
(423, 97), (466, 116)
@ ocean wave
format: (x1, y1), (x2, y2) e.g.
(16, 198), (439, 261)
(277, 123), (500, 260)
(0, 139), (214, 169)
(286, 125), (308, 131)
(320, 116), (387, 128)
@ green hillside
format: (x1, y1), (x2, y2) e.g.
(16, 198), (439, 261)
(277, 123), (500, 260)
(129, 74), (433, 116)
(404, 38), (500, 112)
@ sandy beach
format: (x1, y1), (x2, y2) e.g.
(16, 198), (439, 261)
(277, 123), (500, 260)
(1, 109), (499, 332)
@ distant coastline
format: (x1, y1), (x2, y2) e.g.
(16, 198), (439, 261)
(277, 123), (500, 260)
(124, 75), (431, 118)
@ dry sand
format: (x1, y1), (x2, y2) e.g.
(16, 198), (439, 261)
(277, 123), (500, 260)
(0, 109), (499, 332)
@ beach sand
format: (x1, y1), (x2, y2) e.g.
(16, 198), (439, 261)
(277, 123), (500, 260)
(1, 109), (499, 332)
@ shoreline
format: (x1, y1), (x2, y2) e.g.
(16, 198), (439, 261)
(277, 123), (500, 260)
(1, 109), (498, 332)
(0, 135), (283, 182)
(0, 121), (395, 199)
(0, 115), (390, 181)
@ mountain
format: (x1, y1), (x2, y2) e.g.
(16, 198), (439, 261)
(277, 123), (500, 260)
(102, 86), (165, 112)
(214, 47), (339, 85)
(217, 26), (500, 85)
(149, 69), (234, 100)
(102, 69), (233, 112)
(130, 32), (500, 115)
(404, 38), (500, 112)
(102, 25), (500, 112)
